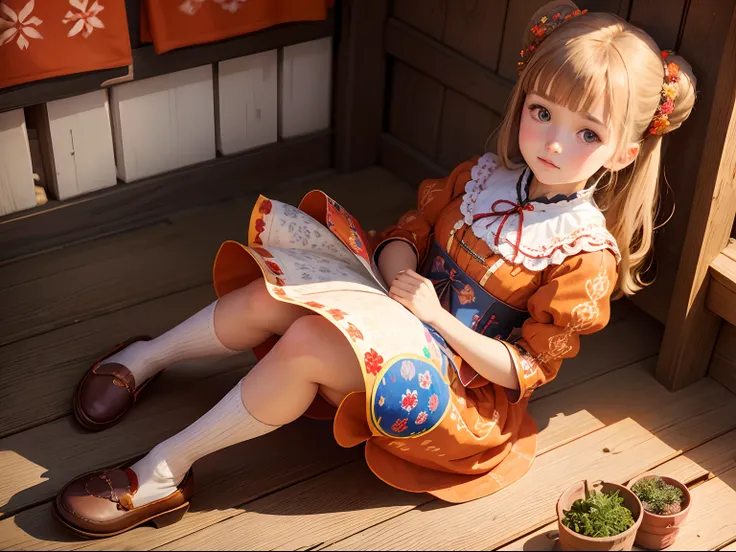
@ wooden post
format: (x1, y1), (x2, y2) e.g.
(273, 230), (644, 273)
(656, 5), (736, 391)
(333, 0), (389, 171)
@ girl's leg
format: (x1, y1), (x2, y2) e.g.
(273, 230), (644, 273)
(129, 315), (362, 506)
(104, 277), (310, 387)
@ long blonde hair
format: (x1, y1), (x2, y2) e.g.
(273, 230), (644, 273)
(495, 1), (697, 297)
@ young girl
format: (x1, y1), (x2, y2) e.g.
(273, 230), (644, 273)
(55, 0), (696, 538)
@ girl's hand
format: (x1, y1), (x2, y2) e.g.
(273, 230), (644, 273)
(389, 269), (444, 325)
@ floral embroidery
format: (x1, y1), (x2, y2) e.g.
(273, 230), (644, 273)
(418, 371), (432, 389)
(327, 308), (348, 320)
(0, 0), (42, 50)
(214, 0), (248, 12)
(415, 411), (428, 425)
(537, 260), (610, 364)
(179, 0), (206, 15)
(305, 301), (324, 309)
(378, 396), (385, 407)
(63, 0), (104, 39)
(401, 390), (419, 413)
(364, 349), (383, 375)
(422, 347), (431, 359)
(400, 360), (416, 381)
(346, 323), (364, 341)
(428, 394), (439, 412)
(391, 418), (409, 434)
(424, 327), (433, 343)
(264, 260), (283, 276)
(418, 180), (445, 213)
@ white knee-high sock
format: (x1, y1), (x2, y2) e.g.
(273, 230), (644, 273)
(105, 300), (240, 387)
(129, 380), (280, 507)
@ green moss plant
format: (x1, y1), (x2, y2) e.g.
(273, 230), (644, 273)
(562, 482), (635, 538)
(631, 476), (684, 515)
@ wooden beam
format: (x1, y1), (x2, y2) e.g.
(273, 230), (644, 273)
(656, 5), (736, 390)
(0, 131), (331, 264)
(0, 14), (333, 114)
(384, 17), (514, 116)
(333, 0), (389, 171)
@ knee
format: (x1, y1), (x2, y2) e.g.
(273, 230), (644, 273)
(281, 315), (335, 352)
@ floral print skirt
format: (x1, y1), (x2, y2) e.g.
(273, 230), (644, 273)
(211, 193), (538, 503)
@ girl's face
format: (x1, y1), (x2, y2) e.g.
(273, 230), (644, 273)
(519, 92), (619, 187)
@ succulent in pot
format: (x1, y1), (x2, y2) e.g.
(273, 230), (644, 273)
(627, 474), (691, 550)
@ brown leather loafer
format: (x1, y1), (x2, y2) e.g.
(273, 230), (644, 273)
(54, 464), (193, 538)
(74, 336), (155, 432)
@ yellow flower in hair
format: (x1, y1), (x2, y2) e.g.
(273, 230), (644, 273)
(662, 83), (678, 100)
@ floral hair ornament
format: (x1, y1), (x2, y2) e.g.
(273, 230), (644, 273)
(646, 50), (681, 136)
(517, 8), (589, 74)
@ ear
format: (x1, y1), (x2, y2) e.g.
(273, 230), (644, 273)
(604, 142), (640, 171)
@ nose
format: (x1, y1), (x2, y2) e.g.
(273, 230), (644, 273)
(546, 140), (562, 154)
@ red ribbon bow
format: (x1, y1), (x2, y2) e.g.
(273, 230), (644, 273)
(473, 199), (535, 259)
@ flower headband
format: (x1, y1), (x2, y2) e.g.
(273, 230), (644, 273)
(517, 8), (588, 74)
(646, 50), (681, 136)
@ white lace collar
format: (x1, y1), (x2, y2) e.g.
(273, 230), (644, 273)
(459, 153), (621, 271)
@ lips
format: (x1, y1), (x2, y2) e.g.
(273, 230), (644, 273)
(537, 157), (559, 169)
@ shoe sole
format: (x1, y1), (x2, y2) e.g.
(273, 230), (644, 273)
(52, 501), (190, 539)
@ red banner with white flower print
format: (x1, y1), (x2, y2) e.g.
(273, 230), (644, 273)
(141, 0), (329, 54)
(0, 0), (132, 89)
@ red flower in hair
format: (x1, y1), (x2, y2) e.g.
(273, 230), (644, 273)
(552, 13), (561, 19)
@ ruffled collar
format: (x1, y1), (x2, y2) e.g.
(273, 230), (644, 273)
(459, 153), (621, 271)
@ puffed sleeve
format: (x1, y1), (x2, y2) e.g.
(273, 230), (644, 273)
(373, 158), (478, 265)
(500, 250), (619, 403)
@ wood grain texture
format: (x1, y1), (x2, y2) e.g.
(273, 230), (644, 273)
(708, 253), (736, 327)
(380, 132), (449, 187)
(442, 0), (507, 72)
(0, 131), (332, 263)
(709, 322), (736, 395)
(500, 428), (736, 551)
(388, 62), (445, 158)
(156, 364), (736, 551)
(628, 0), (687, 49)
(437, 89), (502, 171)
(656, 4), (736, 390)
(385, 18), (514, 115)
(392, 0), (448, 40)
(333, 0), (389, 171)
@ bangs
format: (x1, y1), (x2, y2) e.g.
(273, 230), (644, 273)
(522, 38), (630, 140)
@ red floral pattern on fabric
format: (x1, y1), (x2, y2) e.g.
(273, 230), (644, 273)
(264, 260), (283, 275)
(418, 371), (432, 389)
(327, 308), (348, 320)
(428, 394), (439, 412)
(346, 323), (364, 341)
(401, 389), (419, 412)
(364, 349), (384, 376)
(415, 411), (428, 425)
(391, 418), (409, 434)
(259, 199), (273, 214)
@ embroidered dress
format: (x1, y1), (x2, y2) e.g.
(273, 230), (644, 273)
(0, 0), (132, 89)
(212, 153), (620, 503)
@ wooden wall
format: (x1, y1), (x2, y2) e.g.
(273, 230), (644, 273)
(379, 0), (736, 324)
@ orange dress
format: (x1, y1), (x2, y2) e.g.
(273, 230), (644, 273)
(212, 154), (619, 503)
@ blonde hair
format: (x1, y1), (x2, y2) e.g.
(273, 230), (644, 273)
(495, 1), (697, 297)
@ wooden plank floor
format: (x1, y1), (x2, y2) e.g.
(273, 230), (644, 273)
(2, 167), (736, 550)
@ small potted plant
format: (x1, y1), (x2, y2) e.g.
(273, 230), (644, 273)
(627, 474), (691, 549)
(557, 480), (643, 551)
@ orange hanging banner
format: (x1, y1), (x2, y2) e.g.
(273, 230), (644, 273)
(0, 0), (133, 90)
(142, 0), (329, 54)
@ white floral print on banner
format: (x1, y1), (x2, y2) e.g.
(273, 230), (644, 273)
(63, 0), (105, 38)
(214, 0), (248, 13)
(180, 0), (248, 15)
(0, 0), (43, 50)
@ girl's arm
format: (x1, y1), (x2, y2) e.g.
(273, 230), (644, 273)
(377, 240), (418, 286)
(431, 309), (519, 390)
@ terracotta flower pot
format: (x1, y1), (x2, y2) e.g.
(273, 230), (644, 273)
(557, 481), (643, 551)
(627, 474), (691, 550)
